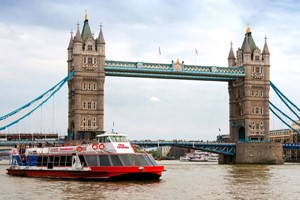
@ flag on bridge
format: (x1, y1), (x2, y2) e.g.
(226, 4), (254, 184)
(195, 49), (198, 56)
(159, 47), (161, 55)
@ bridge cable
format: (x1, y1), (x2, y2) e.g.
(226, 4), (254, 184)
(269, 101), (300, 134)
(0, 71), (74, 131)
(270, 81), (300, 119)
(0, 77), (65, 121)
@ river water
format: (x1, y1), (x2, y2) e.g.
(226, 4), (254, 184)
(0, 161), (299, 200)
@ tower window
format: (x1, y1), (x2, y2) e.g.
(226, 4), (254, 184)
(255, 67), (261, 73)
(260, 91), (264, 97)
(88, 57), (93, 64)
(256, 107), (259, 114)
(93, 83), (96, 90)
(87, 45), (93, 51)
(255, 56), (259, 61)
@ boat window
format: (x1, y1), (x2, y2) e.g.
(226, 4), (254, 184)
(60, 156), (66, 166)
(42, 156), (48, 167)
(37, 156), (43, 166)
(54, 156), (60, 166)
(111, 136), (128, 142)
(110, 155), (123, 166)
(99, 155), (111, 166)
(119, 154), (131, 166)
(48, 156), (54, 164)
(137, 155), (149, 166)
(85, 155), (98, 166)
(142, 154), (154, 166)
(98, 137), (107, 143)
(128, 154), (142, 166)
(66, 156), (73, 166)
(47, 156), (54, 169)
(79, 155), (87, 167)
(146, 154), (157, 166)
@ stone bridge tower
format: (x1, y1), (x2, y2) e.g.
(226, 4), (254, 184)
(67, 14), (105, 140)
(228, 26), (270, 143)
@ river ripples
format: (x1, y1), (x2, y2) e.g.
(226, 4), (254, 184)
(0, 161), (299, 200)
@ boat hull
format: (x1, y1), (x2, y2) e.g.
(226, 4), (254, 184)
(6, 166), (164, 181)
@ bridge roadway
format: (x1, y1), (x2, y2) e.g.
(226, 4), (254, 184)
(0, 140), (299, 156)
(130, 140), (300, 156)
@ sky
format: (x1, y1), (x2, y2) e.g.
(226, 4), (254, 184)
(1, 0), (300, 140)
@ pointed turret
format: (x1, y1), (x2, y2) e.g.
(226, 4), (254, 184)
(228, 41), (236, 67)
(241, 26), (256, 53)
(243, 34), (251, 64)
(81, 13), (93, 43)
(74, 22), (82, 43)
(262, 36), (270, 55)
(97, 23), (105, 44)
(244, 34), (251, 53)
(262, 36), (270, 65)
(97, 23), (105, 55)
(73, 22), (83, 54)
(67, 31), (74, 50)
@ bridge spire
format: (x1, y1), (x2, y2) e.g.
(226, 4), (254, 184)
(67, 30), (74, 50)
(97, 23), (105, 44)
(228, 41), (235, 67)
(81, 15), (93, 42)
(74, 21), (82, 42)
(262, 35), (270, 65)
(262, 35), (270, 55)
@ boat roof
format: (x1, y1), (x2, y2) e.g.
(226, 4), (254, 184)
(96, 133), (128, 138)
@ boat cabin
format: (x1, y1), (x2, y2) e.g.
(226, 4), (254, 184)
(96, 133), (134, 153)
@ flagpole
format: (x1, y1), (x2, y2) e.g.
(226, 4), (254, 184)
(195, 49), (198, 66)
(158, 47), (161, 63)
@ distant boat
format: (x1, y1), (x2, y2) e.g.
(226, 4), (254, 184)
(207, 153), (219, 162)
(6, 132), (165, 181)
(180, 151), (217, 162)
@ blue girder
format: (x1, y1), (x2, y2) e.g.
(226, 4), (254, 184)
(104, 60), (246, 82)
(0, 71), (74, 131)
(131, 140), (236, 156)
(283, 143), (300, 150)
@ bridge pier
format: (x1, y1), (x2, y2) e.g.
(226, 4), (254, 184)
(219, 142), (283, 164)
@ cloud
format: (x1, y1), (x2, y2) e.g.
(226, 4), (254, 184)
(149, 96), (160, 103)
(1, 0), (300, 140)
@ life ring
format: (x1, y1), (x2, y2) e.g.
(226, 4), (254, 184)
(92, 144), (98, 150)
(99, 143), (105, 150)
(76, 146), (83, 152)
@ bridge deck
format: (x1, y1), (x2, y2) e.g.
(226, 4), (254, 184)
(104, 60), (246, 81)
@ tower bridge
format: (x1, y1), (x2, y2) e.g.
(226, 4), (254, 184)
(66, 15), (282, 164)
(2, 14), (289, 164)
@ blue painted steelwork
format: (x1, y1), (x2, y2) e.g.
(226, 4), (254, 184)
(283, 143), (300, 150)
(269, 102), (300, 134)
(131, 140), (236, 156)
(0, 71), (74, 131)
(269, 81), (300, 134)
(132, 140), (298, 155)
(270, 81), (300, 119)
(104, 60), (246, 82)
